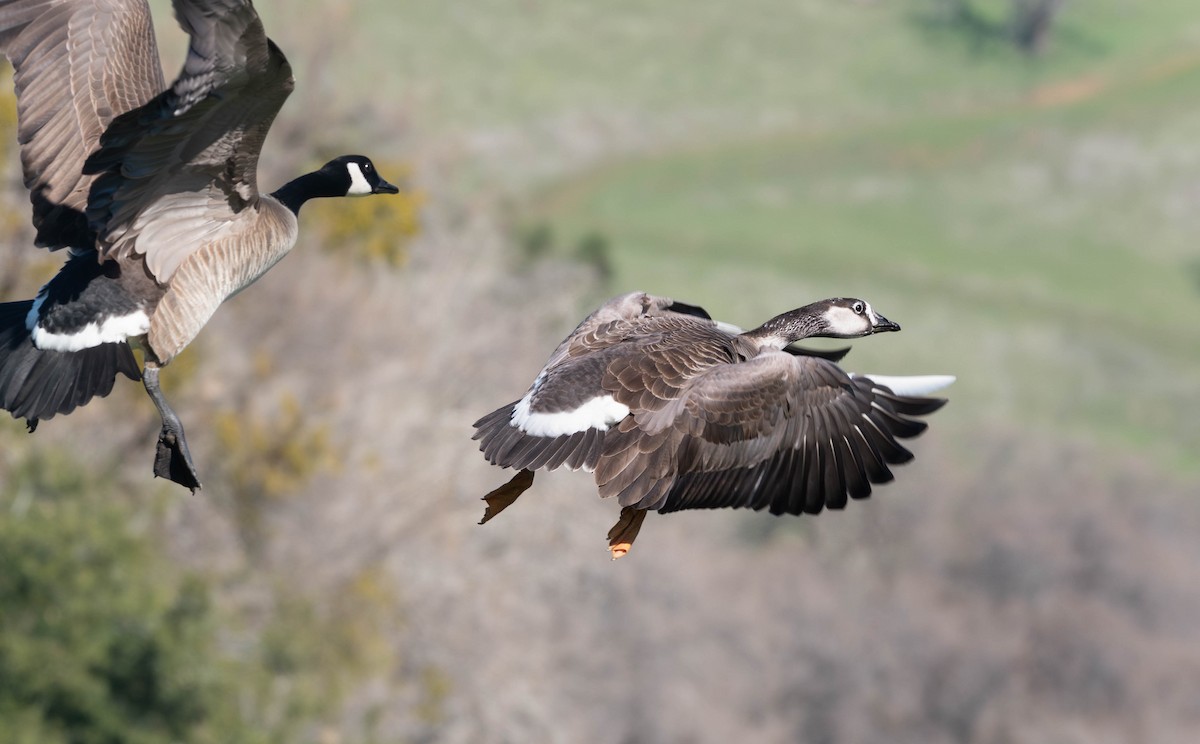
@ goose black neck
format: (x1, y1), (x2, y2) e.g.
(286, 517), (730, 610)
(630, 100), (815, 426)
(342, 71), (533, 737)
(271, 170), (345, 215)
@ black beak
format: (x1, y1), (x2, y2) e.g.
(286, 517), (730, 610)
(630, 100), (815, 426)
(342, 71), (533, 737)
(373, 177), (401, 195)
(872, 314), (901, 333)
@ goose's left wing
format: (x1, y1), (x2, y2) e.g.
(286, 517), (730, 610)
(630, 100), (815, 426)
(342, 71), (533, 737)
(83, 0), (294, 282)
(0, 0), (167, 250)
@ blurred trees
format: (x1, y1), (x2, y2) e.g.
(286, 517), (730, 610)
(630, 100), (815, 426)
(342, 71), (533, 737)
(0, 439), (407, 743)
(1012, 0), (1066, 53)
(0, 49), (420, 740)
(517, 222), (615, 285)
(0, 455), (246, 744)
(923, 0), (1068, 55)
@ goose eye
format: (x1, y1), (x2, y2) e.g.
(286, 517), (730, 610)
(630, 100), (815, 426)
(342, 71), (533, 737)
(852, 302), (865, 314)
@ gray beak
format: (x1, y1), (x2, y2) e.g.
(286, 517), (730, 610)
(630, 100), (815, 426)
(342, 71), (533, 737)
(872, 313), (901, 333)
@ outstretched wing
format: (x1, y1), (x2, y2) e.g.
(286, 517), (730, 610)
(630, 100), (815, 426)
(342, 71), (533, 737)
(0, 0), (165, 249)
(595, 352), (947, 514)
(83, 0), (294, 282)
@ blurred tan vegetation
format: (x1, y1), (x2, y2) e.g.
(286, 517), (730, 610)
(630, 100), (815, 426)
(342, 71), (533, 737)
(215, 390), (339, 494)
(3, 1), (1200, 742)
(213, 390), (342, 550)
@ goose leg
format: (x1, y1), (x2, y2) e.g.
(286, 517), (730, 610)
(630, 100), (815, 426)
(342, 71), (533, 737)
(479, 469), (535, 525)
(606, 507), (647, 560)
(142, 362), (201, 493)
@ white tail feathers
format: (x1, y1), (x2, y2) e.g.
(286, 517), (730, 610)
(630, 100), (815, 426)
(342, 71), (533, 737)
(856, 374), (957, 396)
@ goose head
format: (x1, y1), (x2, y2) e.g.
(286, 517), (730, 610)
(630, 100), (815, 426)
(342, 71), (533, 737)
(813, 297), (899, 338)
(273, 155), (401, 214)
(744, 297), (899, 348)
(325, 155), (401, 196)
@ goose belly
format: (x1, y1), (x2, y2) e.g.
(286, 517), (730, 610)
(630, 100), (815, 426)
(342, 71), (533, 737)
(147, 202), (298, 362)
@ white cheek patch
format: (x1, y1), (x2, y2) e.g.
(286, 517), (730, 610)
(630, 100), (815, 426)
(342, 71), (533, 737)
(346, 162), (374, 196)
(31, 309), (150, 352)
(510, 391), (631, 437)
(824, 306), (867, 336)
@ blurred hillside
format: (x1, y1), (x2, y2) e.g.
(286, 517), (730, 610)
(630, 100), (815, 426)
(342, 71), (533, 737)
(3, 0), (1200, 742)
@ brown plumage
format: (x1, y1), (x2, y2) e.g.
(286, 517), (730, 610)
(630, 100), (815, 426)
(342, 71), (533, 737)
(473, 292), (953, 558)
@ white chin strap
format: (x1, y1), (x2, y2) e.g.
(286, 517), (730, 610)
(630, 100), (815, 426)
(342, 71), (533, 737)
(346, 162), (374, 196)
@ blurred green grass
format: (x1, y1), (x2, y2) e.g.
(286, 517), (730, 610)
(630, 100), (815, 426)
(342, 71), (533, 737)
(350, 0), (1200, 131)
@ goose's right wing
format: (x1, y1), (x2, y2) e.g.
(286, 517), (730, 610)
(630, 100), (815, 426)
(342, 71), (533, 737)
(0, 0), (166, 250)
(83, 0), (294, 283)
(598, 353), (948, 515)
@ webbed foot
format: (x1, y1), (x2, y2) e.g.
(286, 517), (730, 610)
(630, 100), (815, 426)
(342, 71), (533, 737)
(153, 421), (201, 493)
(479, 469), (535, 524)
(143, 361), (200, 493)
(606, 507), (647, 560)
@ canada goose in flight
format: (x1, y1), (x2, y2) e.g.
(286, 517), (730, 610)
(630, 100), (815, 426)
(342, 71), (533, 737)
(0, 0), (399, 490)
(473, 292), (954, 558)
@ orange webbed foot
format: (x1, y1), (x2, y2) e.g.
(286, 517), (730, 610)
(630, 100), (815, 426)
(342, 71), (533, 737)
(606, 506), (647, 560)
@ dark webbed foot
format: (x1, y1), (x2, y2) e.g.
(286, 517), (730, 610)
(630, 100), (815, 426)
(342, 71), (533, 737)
(153, 420), (201, 493)
(479, 469), (535, 525)
(143, 362), (201, 493)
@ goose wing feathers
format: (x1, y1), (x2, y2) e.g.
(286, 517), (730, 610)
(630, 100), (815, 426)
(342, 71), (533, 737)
(0, 0), (165, 250)
(642, 354), (946, 515)
(83, 0), (294, 282)
(538, 291), (714, 369)
(473, 293), (719, 473)
(601, 319), (738, 421)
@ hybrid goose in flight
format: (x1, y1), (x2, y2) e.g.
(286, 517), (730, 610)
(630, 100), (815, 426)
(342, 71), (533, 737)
(474, 292), (953, 558)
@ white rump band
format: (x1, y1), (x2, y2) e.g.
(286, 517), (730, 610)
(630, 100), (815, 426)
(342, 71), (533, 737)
(30, 301), (149, 352)
(511, 392), (631, 437)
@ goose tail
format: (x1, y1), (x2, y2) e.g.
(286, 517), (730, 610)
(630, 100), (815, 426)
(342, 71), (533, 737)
(0, 300), (140, 430)
(854, 373), (957, 397)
